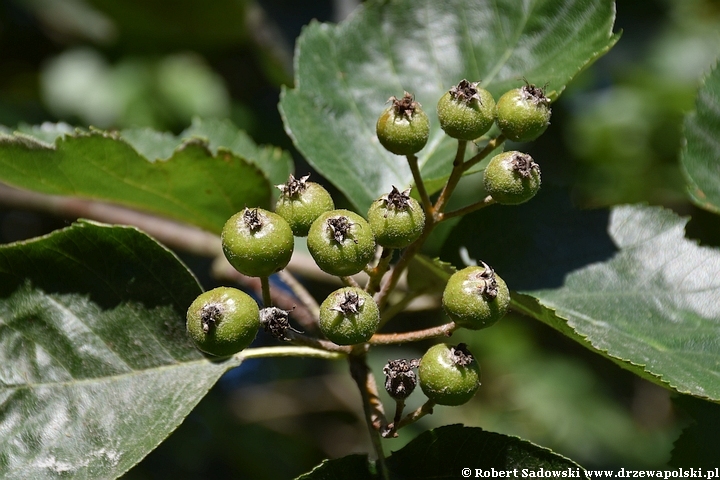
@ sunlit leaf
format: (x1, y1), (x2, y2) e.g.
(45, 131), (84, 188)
(281, 0), (619, 212)
(0, 221), (237, 478)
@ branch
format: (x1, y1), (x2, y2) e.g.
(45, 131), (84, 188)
(348, 353), (389, 477)
(440, 195), (496, 221)
(277, 270), (320, 319)
(239, 345), (346, 361)
(0, 183), (221, 257)
(369, 322), (456, 345)
(406, 154), (432, 213)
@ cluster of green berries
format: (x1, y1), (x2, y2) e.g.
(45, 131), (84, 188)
(186, 78), (548, 409)
(376, 79), (549, 205)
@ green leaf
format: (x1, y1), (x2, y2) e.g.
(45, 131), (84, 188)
(0, 120), (287, 234)
(682, 61), (720, 214)
(0, 221), (236, 478)
(669, 396), (720, 468)
(443, 192), (720, 400)
(296, 455), (375, 480)
(406, 254), (455, 294)
(280, 0), (619, 212)
(297, 425), (586, 480)
(123, 118), (293, 200)
(181, 117), (293, 190)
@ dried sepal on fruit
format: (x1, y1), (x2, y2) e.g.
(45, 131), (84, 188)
(307, 209), (376, 276)
(318, 287), (380, 345)
(367, 186), (425, 249)
(496, 81), (552, 142)
(483, 151), (541, 205)
(259, 306), (300, 340)
(442, 262), (510, 330)
(376, 91), (430, 156)
(383, 358), (420, 400)
(186, 287), (260, 357)
(275, 174), (335, 237)
(221, 207), (294, 277)
(437, 79), (496, 140)
(418, 343), (481, 406)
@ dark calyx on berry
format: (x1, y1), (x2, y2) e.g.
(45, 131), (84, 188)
(510, 153), (540, 178)
(475, 261), (499, 300)
(259, 306), (297, 340)
(243, 208), (264, 232)
(380, 186), (412, 211)
(332, 290), (363, 314)
(327, 216), (355, 243)
(389, 92), (421, 120)
(449, 79), (482, 104)
(277, 173), (310, 198)
(201, 303), (222, 333)
(520, 82), (551, 107)
(383, 358), (420, 399)
(451, 343), (474, 366)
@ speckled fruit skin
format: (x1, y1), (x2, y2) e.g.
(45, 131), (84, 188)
(495, 88), (551, 142)
(318, 287), (380, 345)
(418, 343), (481, 406)
(437, 89), (496, 141)
(483, 151), (541, 205)
(367, 196), (425, 249)
(275, 182), (335, 237)
(186, 287), (260, 357)
(376, 106), (430, 156)
(307, 209), (376, 276)
(221, 208), (294, 277)
(442, 265), (510, 330)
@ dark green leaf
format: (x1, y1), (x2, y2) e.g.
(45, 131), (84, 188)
(0, 221), (236, 479)
(297, 425), (585, 480)
(280, 0), (619, 212)
(296, 455), (375, 480)
(682, 61), (720, 214)
(670, 396), (720, 468)
(0, 122), (278, 233)
(443, 192), (720, 400)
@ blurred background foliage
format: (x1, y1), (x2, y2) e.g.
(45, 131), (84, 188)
(1, 0), (719, 478)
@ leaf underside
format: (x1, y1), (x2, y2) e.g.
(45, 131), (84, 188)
(280, 0), (619, 212)
(0, 221), (234, 479)
(443, 192), (720, 401)
(681, 60), (720, 215)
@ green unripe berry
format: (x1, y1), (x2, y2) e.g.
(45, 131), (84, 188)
(437, 79), (496, 140)
(376, 92), (430, 156)
(367, 186), (425, 249)
(418, 343), (481, 406)
(484, 151), (541, 205)
(222, 207), (294, 277)
(275, 174), (335, 236)
(307, 209), (376, 276)
(442, 263), (510, 330)
(318, 287), (380, 345)
(496, 83), (551, 142)
(186, 287), (260, 357)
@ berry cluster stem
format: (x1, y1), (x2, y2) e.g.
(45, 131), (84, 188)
(406, 154), (432, 213)
(238, 345), (346, 361)
(260, 276), (273, 307)
(366, 247), (394, 294)
(370, 322), (456, 345)
(349, 353), (389, 479)
(442, 194), (496, 220)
